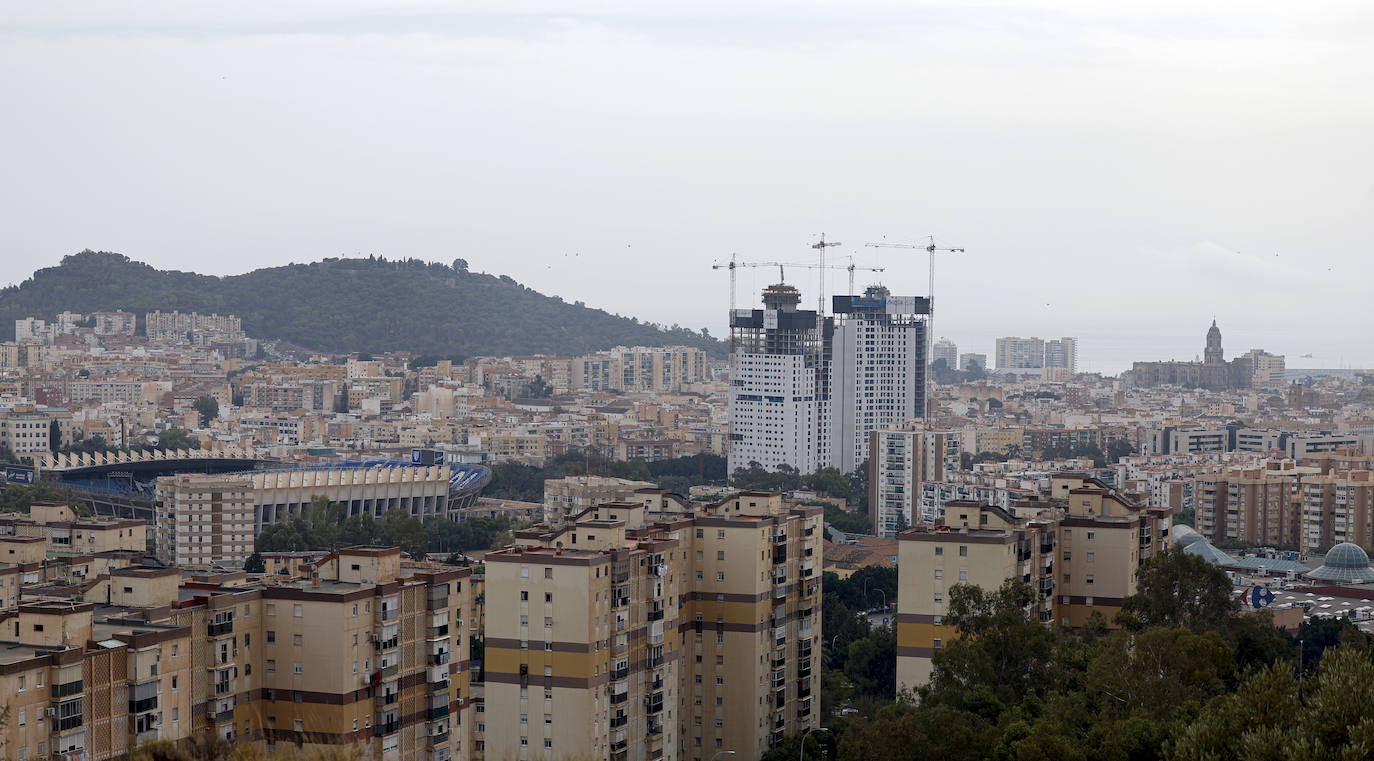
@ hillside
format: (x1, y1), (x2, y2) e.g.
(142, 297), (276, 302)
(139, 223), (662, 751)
(0, 251), (724, 358)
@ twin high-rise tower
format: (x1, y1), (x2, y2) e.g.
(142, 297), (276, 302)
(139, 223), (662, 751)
(728, 282), (929, 477)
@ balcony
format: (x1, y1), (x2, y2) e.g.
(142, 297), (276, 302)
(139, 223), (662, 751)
(376, 692), (399, 707)
(611, 666), (630, 680)
(430, 652), (451, 666)
(427, 595), (449, 612)
(427, 705), (450, 721)
(428, 625), (450, 639)
(213, 708), (235, 725)
(379, 608), (398, 622)
(207, 620), (234, 637)
(798, 681), (812, 698)
(427, 729), (450, 745)
(374, 720), (399, 737)
(647, 608), (665, 622)
(52, 680), (83, 699)
(610, 715), (628, 729)
(430, 679), (451, 693)
(135, 730), (160, 746)
(611, 691), (629, 705)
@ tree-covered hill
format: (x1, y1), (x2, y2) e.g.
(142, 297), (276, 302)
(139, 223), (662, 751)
(0, 251), (724, 358)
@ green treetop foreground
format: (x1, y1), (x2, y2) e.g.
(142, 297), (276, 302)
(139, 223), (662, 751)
(771, 546), (1374, 761)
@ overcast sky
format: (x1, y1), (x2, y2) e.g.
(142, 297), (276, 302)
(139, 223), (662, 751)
(3, 1), (1371, 372)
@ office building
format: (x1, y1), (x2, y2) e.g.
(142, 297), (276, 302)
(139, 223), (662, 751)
(829, 287), (929, 473)
(994, 337), (1045, 370)
(727, 284), (832, 476)
(896, 476), (1172, 691)
(483, 492), (822, 761)
(931, 338), (958, 368)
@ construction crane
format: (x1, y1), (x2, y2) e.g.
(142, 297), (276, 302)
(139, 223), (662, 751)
(811, 233), (843, 315)
(712, 256), (883, 314)
(866, 236), (966, 417)
(839, 255), (886, 295)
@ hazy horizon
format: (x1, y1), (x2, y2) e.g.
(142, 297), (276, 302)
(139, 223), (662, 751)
(4, 2), (1371, 373)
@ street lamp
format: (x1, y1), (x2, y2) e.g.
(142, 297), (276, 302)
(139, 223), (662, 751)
(800, 725), (829, 761)
(874, 587), (887, 611)
(710, 751), (737, 761)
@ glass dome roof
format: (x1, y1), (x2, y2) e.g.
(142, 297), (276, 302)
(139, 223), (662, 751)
(1305, 543), (1374, 583)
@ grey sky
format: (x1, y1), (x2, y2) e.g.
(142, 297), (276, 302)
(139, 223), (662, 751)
(3, 2), (1371, 372)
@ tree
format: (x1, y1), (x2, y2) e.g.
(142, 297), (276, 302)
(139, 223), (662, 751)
(157, 428), (199, 451)
(845, 624), (897, 699)
(1173, 646), (1374, 761)
(192, 394), (219, 427)
(48, 420), (61, 453)
(244, 552), (265, 573)
(1105, 438), (1136, 463)
(924, 580), (1058, 708)
(1116, 546), (1237, 635)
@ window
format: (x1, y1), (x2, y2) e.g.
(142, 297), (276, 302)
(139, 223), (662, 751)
(293, 662), (303, 675)
(544, 592), (552, 603)
(1086, 552), (1095, 563)
(1087, 531), (1095, 541)
(266, 603), (276, 615)
(17, 710), (24, 726)
(959, 546), (968, 557)
(934, 570), (943, 580)
(933, 638), (942, 649)
(520, 566), (529, 578)
(294, 720), (303, 731)
(716, 572), (724, 582)
(544, 666), (552, 676)
(520, 591), (528, 602)
(544, 568), (553, 579)
(293, 634), (303, 646)
(935, 546), (943, 556)
(17, 676), (24, 691)
(293, 604), (303, 617)
(717, 551), (725, 560)
(544, 739), (553, 749)
(958, 570), (968, 581)
(267, 630), (276, 643)
(696, 529), (704, 538)
(1086, 575), (1095, 585)
(266, 660), (275, 672)
(717, 530), (725, 539)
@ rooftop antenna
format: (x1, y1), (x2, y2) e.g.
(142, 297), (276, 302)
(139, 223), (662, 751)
(866, 235), (965, 417)
(811, 233), (843, 315)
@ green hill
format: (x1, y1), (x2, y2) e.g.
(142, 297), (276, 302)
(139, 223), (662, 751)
(0, 251), (724, 358)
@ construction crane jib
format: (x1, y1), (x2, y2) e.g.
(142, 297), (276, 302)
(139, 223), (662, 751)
(866, 236), (966, 418)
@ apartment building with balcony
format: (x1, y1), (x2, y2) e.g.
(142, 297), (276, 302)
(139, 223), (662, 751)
(1298, 469), (1374, 552)
(1194, 460), (1314, 547)
(896, 476), (1172, 693)
(483, 492), (821, 761)
(0, 548), (473, 761)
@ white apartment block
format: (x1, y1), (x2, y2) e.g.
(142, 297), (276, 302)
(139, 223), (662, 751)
(1045, 337), (1078, 372)
(931, 338), (958, 368)
(869, 428), (959, 536)
(730, 352), (823, 475)
(995, 336), (1046, 369)
(728, 284), (830, 476)
(830, 288), (928, 474)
